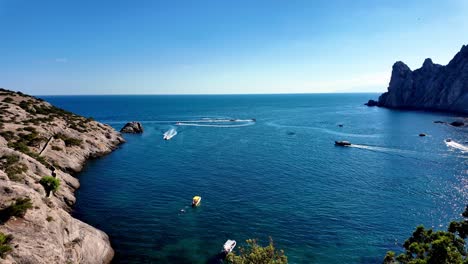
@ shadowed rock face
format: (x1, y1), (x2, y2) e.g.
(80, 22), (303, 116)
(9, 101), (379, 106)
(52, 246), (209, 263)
(120, 121), (144, 133)
(374, 45), (468, 114)
(0, 89), (124, 264)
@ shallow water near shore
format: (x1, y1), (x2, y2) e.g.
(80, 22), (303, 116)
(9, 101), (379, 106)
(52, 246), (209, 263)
(42, 94), (467, 264)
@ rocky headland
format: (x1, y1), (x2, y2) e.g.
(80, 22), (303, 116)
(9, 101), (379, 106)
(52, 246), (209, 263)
(366, 45), (468, 115)
(0, 89), (124, 263)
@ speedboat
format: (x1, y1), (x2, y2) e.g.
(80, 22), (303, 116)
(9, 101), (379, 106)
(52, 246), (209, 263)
(223, 240), (236, 254)
(445, 138), (452, 142)
(163, 129), (177, 140)
(192, 196), (201, 207)
(335, 141), (351, 146)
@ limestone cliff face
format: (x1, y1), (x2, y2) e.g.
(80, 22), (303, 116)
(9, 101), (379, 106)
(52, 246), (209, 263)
(376, 45), (468, 114)
(0, 89), (124, 263)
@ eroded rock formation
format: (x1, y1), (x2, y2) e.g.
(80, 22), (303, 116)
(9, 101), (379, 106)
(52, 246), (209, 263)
(367, 45), (468, 114)
(0, 88), (124, 263)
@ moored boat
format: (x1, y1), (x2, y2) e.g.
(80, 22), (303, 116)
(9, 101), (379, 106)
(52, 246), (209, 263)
(192, 196), (201, 207)
(223, 240), (236, 254)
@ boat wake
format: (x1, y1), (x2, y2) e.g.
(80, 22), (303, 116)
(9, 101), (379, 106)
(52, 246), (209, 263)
(265, 122), (381, 138)
(349, 144), (418, 155)
(163, 128), (178, 140)
(104, 118), (256, 128)
(445, 140), (468, 153)
(176, 122), (253, 128)
(175, 118), (255, 128)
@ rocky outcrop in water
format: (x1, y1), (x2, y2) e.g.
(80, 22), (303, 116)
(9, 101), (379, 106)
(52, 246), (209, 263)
(0, 88), (124, 263)
(120, 121), (144, 133)
(367, 45), (468, 114)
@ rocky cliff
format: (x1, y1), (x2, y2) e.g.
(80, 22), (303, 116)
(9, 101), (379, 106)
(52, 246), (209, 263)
(0, 89), (124, 263)
(370, 45), (468, 114)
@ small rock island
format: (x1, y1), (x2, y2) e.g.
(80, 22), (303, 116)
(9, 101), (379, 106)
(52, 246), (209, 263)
(120, 121), (144, 133)
(366, 44), (468, 114)
(0, 88), (124, 263)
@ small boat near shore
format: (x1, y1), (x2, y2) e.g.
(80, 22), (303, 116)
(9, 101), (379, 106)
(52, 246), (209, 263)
(192, 196), (201, 207)
(223, 240), (236, 254)
(335, 140), (351, 146)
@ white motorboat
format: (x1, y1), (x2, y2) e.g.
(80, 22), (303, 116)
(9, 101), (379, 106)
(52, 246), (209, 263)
(163, 129), (177, 140)
(223, 240), (236, 253)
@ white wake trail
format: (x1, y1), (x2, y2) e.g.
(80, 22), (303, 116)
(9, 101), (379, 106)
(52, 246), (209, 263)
(445, 140), (468, 153)
(176, 123), (254, 128)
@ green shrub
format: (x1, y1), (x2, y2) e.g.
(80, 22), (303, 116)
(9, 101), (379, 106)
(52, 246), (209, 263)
(0, 131), (15, 141)
(5, 132), (49, 166)
(226, 238), (288, 264)
(0, 198), (33, 223)
(46, 216), (54, 222)
(0, 232), (13, 258)
(23, 126), (36, 132)
(8, 141), (29, 153)
(2, 97), (13, 103)
(55, 133), (82, 147)
(51, 146), (62, 151)
(18, 100), (30, 111)
(0, 155), (28, 182)
(39, 176), (60, 197)
(384, 206), (468, 263)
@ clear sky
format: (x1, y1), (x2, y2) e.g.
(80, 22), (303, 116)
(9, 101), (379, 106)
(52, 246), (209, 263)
(0, 0), (467, 95)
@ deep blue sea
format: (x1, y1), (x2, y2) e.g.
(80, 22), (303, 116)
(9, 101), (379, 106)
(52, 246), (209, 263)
(42, 94), (467, 264)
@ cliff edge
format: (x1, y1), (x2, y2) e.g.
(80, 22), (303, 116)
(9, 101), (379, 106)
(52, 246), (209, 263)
(369, 45), (468, 114)
(0, 89), (124, 263)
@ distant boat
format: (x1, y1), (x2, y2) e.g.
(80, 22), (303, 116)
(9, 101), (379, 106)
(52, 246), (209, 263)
(223, 240), (236, 254)
(335, 141), (351, 146)
(163, 129), (177, 140)
(192, 196), (201, 207)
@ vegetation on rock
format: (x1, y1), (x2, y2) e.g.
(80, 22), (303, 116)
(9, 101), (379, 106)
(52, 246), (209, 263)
(54, 133), (82, 147)
(39, 176), (61, 197)
(384, 205), (468, 264)
(0, 197), (33, 223)
(0, 232), (13, 259)
(226, 238), (288, 264)
(0, 155), (28, 182)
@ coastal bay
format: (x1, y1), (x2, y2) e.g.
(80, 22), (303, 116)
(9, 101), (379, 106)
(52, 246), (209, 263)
(45, 94), (467, 263)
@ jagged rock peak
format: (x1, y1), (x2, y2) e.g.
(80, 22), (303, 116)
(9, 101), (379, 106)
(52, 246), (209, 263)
(422, 58), (433, 67)
(366, 44), (468, 114)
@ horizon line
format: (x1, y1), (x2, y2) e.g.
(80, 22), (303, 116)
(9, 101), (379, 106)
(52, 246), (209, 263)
(34, 91), (382, 96)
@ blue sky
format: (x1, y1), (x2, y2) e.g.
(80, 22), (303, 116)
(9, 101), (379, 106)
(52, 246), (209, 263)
(0, 0), (467, 95)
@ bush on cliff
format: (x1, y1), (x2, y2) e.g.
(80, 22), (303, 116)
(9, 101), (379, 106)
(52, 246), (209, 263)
(384, 205), (468, 263)
(39, 176), (60, 197)
(0, 197), (33, 223)
(2, 97), (13, 103)
(54, 133), (82, 147)
(0, 232), (13, 259)
(0, 155), (28, 182)
(226, 238), (288, 264)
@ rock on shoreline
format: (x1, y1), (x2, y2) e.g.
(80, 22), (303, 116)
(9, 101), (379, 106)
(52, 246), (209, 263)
(120, 121), (144, 133)
(0, 88), (124, 263)
(366, 45), (468, 114)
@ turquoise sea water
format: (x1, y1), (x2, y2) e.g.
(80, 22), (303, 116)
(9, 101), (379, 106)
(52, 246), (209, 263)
(42, 94), (467, 264)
